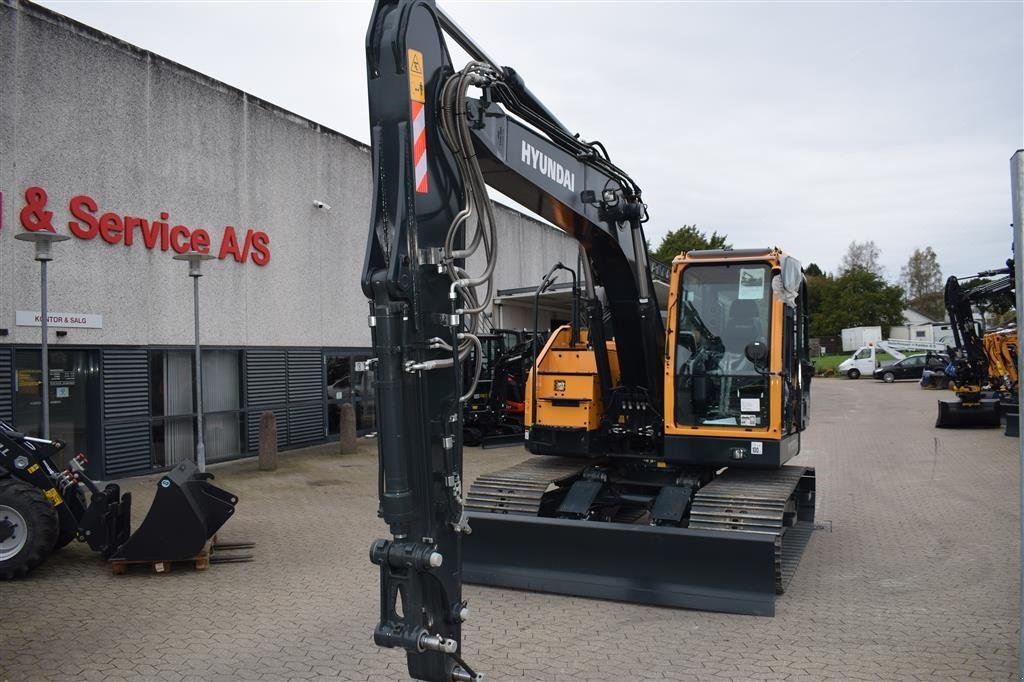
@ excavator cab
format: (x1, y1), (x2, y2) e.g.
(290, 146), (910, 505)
(665, 249), (811, 468)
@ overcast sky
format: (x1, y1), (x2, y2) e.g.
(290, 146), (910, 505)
(40, 0), (1024, 281)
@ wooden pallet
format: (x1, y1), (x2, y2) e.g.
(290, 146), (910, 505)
(110, 543), (211, 575)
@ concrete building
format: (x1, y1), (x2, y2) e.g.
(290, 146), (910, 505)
(0, 0), (613, 478)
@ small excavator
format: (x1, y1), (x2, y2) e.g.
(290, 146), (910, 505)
(363, 2), (815, 680)
(0, 418), (240, 578)
(936, 260), (1015, 428)
(462, 329), (538, 447)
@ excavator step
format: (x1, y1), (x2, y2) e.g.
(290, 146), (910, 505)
(463, 459), (816, 615)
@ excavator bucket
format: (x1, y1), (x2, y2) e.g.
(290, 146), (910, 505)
(463, 513), (785, 615)
(109, 461), (238, 562)
(935, 398), (1001, 428)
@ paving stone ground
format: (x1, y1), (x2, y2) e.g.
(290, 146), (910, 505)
(1, 379), (1019, 681)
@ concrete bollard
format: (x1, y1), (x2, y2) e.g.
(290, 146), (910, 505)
(258, 411), (278, 471)
(339, 403), (358, 454)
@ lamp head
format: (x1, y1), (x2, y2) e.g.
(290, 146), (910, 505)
(172, 251), (216, 277)
(15, 232), (71, 262)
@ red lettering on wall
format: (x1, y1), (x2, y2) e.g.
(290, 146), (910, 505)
(251, 231), (271, 265)
(190, 229), (211, 253)
(218, 226), (242, 262)
(140, 219), (160, 249)
(123, 216), (145, 246)
(98, 212), (124, 244)
(169, 225), (191, 254)
(20, 187), (55, 232)
(27, 187), (271, 265)
(68, 195), (99, 239)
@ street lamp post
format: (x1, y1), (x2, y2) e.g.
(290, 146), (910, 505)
(14, 232), (70, 440)
(173, 252), (216, 472)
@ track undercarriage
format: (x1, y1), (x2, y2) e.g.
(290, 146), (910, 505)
(463, 457), (815, 616)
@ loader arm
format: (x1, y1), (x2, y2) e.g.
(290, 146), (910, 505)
(362, 1), (665, 680)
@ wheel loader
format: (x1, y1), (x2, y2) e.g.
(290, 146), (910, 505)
(0, 417), (241, 579)
(362, 2), (816, 680)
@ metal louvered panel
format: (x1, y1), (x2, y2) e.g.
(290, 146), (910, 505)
(101, 350), (151, 478)
(288, 403), (324, 444)
(287, 349), (323, 403)
(246, 408), (288, 452)
(102, 350), (150, 420)
(0, 347), (12, 423)
(104, 421), (153, 478)
(246, 349), (286, 408)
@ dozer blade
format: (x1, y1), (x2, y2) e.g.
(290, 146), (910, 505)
(110, 461), (239, 562)
(936, 398), (1001, 428)
(463, 513), (780, 616)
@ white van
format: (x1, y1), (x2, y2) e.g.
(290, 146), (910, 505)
(837, 339), (946, 379)
(837, 346), (879, 379)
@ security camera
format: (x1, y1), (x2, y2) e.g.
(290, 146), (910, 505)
(313, 200), (331, 211)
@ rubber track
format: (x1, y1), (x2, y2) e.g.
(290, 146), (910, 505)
(466, 457), (582, 515)
(689, 465), (813, 594)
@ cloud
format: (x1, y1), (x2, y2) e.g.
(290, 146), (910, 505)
(39, 0), (1024, 279)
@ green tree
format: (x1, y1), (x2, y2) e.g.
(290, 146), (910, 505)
(804, 262), (824, 278)
(900, 247), (944, 319)
(908, 290), (946, 321)
(808, 268), (904, 337)
(839, 240), (883, 277)
(651, 225), (730, 263)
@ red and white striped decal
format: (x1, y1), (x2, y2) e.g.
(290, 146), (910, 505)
(407, 48), (428, 194)
(410, 99), (428, 194)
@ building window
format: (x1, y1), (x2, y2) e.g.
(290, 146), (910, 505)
(151, 350), (195, 468)
(915, 330), (926, 338)
(150, 348), (243, 467)
(202, 350), (243, 462)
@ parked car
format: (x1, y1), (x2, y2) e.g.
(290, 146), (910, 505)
(873, 353), (948, 383)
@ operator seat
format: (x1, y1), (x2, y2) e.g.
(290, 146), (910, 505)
(721, 299), (762, 355)
(718, 299), (763, 420)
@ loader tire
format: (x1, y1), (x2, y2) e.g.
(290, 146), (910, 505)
(0, 478), (59, 580)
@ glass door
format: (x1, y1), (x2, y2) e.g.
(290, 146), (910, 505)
(14, 349), (100, 471)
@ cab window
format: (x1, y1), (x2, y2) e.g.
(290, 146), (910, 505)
(674, 263), (771, 428)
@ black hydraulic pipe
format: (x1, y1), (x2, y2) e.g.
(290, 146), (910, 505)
(531, 263), (561, 432)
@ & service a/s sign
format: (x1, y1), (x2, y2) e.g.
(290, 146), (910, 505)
(16, 186), (271, 265)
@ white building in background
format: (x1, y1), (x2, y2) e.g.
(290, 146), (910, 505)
(888, 309), (954, 346)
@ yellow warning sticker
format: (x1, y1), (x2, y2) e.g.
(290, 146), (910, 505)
(27, 463), (39, 474)
(43, 487), (63, 507)
(408, 49), (425, 103)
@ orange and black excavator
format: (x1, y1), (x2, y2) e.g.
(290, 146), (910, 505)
(363, 3), (815, 680)
(936, 261), (1015, 428)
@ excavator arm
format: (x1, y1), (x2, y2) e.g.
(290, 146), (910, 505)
(362, 2), (667, 679)
(944, 263), (1015, 390)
